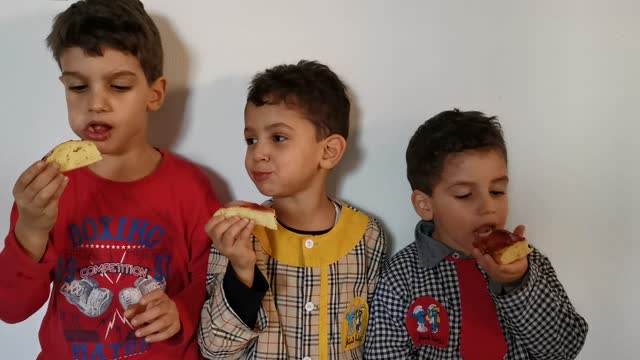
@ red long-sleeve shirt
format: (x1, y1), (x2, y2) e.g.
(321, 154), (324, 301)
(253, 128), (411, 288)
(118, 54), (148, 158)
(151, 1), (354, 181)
(0, 150), (220, 360)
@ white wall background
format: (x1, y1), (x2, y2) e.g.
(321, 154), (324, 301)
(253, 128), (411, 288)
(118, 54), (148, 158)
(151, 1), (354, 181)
(1, 0), (637, 358)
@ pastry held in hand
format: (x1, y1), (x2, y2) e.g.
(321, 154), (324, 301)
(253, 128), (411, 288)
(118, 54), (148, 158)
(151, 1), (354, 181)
(473, 229), (533, 265)
(213, 201), (277, 230)
(45, 140), (102, 172)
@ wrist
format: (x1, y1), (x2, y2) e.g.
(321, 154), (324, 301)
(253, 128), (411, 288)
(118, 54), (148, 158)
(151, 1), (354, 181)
(231, 262), (256, 288)
(14, 221), (49, 262)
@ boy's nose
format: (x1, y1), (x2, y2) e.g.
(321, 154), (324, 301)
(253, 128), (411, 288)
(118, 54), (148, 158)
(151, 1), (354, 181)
(252, 143), (270, 161)
(478, 194), (497, 214)
(88, 90), (109, 113)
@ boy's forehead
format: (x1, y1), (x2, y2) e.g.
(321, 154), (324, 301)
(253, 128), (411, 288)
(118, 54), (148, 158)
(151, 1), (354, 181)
(59, 47), (143, 76)
(440, 150), (508, 181)
(245, 102), (314, 126)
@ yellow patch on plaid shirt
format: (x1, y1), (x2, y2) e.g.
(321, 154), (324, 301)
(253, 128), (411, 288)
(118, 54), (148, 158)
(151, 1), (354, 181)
(342, 297), (369, 351)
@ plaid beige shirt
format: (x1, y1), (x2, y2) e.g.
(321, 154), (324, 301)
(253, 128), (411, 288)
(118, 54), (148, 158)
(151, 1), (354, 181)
(198, 202), (387, 359)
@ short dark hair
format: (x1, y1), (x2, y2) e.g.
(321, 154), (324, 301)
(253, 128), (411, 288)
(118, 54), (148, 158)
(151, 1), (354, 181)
(46, 0), (163, 83)
(406, 109), (507, 195)
(247, 60), (350, 140)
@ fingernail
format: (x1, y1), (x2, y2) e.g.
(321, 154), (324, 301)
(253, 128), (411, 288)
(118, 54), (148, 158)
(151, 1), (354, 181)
(36, 162), (45, 168)
(135, 331), (141, 337)
(131, 320), (138, 326)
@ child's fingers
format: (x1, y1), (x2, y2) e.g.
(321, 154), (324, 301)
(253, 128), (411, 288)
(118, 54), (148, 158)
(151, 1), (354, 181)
(472, 248), (498, 272)
(32, 173), (66, 208)
(123, 305), (140, 319)
(142, 319), (181, 343)
(52, 175), (70, 201)
(513, 224), (526, 238)
(204, 215), (226, 233)
(138, 288), (165, 307)
(21, 163), (61, 204)
(498, 256), (528, 276)
(471, 248), (488, 264)
(13, 161), (47, 197)
(130, 302), (164, 327)
(236, 219), (255, 247)
(41, 177), (69, 218)
(134, 313), (172, 338)
(220, 218), (250, 249)
(473, 247), (529, 284)
(208, 217), (241, 248)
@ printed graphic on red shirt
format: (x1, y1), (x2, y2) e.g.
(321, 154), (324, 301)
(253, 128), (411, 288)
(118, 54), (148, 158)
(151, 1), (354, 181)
(406, 296), (450, 348)
(54, 216), (173, 360)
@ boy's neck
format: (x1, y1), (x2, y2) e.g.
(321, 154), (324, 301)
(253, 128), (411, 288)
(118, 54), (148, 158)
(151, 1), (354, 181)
(88, 144), (162, 182)
(272, 191), (336, 232)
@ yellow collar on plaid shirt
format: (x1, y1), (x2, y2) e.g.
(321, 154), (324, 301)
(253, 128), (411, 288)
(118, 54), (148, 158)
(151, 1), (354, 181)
(253, 205), (368, 267)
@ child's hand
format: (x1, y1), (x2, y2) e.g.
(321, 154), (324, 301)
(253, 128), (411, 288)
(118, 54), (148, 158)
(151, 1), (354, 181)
(13, 161), (68, 261)
(125, 289), (180, 343)
(205, 209), (256, 287)
(472, 225), (529, 285)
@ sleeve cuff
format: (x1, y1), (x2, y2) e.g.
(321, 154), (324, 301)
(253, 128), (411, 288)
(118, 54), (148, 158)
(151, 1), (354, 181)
(488, 268), (530, 296)
(3, 231), (56, 279)
(222, 264), (269, 328)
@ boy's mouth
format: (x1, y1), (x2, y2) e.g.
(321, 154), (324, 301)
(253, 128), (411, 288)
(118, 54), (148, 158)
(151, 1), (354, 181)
(85, 122), (113, 141)
(251, 171), (272, 182)
(473, 225), (496, 238)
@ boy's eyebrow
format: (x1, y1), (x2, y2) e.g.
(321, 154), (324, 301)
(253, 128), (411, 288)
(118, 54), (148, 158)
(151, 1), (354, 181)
(105, 70), (137, 79)
(60, 71), (85, 79)
(244, 122), (295, 133)
(60, 70), (137, 79)
(266, 123), (295, 131)
(447, 176), (509, 188)
(492, 175), (509, 183)
(447, 181), (475, 189)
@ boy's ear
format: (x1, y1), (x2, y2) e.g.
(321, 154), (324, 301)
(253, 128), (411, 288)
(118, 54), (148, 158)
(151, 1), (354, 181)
(319, 134), (347, 170)
(146, 76), (167, 112)
(411, 189), (433, 221)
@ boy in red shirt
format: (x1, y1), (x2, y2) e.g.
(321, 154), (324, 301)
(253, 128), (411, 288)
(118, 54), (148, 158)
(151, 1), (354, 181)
(0, 1), (220, 359)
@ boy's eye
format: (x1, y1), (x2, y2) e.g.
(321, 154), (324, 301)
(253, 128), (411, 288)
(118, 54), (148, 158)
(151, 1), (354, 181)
(455, 193), (471, 199)
(273, 135), (287, 142)
(111, 85), (131, 92)
(490, 191), (506, 196)
(68, 85), (87, 92)
(245, 138), (257, 145)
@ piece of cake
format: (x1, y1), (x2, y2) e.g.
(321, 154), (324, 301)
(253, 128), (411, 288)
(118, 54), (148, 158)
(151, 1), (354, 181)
(213, 202), (277, 230)
(45, 140), (102, 172)
(473, 229), (533, 265)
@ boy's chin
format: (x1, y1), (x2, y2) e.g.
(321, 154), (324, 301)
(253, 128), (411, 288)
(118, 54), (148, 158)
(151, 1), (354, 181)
(254, 186), (278, 198)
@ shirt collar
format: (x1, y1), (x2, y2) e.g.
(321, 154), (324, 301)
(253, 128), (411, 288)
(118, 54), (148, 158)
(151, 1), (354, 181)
(414, 220), (470, 268)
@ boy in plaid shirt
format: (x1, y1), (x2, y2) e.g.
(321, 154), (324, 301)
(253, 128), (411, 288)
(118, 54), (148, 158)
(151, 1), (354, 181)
(197, 61), (387, 359)
(365, 109), (588, 359)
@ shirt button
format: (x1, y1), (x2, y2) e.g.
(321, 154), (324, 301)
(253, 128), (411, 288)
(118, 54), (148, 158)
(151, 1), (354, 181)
(303, 357), (312, 360)
(304, 302), (315, 312)
(304, 239), (315, 249)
